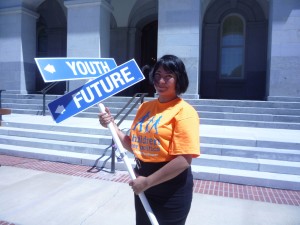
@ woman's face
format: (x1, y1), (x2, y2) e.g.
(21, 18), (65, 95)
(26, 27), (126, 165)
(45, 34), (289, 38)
(153, 66), (177, 102)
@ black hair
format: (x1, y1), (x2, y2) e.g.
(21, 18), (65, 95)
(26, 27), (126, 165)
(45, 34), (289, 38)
(141, 65), (151, 76)
(149, 55), (189, 95)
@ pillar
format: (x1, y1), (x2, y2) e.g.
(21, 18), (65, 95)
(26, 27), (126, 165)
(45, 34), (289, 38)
(157, 0), (201, 99)
(267, 0), (300, 101)
(0, 6), (38, 94)
(64, 0), (113, 91)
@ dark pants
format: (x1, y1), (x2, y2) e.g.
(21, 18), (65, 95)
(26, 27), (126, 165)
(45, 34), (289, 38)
(134, 161), (193, 225)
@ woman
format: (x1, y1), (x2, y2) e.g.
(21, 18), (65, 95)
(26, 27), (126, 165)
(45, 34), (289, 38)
(99, 55), (200, 225)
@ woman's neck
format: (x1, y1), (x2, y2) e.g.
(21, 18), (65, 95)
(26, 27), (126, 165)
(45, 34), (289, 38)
(158, 95), (178, 103)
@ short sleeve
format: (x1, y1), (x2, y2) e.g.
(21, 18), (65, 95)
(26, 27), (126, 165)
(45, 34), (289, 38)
(169, 106), (200, 158)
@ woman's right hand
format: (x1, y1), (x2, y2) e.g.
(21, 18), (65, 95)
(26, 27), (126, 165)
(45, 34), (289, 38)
(98, 107), (114, 128)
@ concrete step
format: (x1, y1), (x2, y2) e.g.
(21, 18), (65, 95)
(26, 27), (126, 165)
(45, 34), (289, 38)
(76, 112), (300, 130)
(268, 96), (300, 102)
(2, 121), (300, 151)
(201, 143), (300, 162)
(3, 106), (300, 131)
(2, 94), (300, 130)
(3, 93), (300, 108)
(7, 109), (299, 130)
(2, 121), (109, 135)
(186, 99), (300, 109)
(1, 132), (299, 176)
(199, 111), (300, 123)
(1, 114), (300, 190)
(201, 137), (300, 151)
(2, 93), (60, 100)
(192, 165), (300, 191)
(3, 103), (45, 110)
(0, 144), (299, 190)
(0, 143), (112, 167)
(195, 154), (300, 175)
(194, 105), (300, 116)
(80, 105), (300, 123)
(3, 95), (300, 113)
(200, 118), (300, 130)
(0, 135), (110, 155)
(7, 100), (298, 115)
(4, 101), (300, 119)
(0, 127), (112, 145)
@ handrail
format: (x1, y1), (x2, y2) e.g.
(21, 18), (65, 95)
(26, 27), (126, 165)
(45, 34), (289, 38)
(39, 82), (62, 116)
(109, 93), (148, 173)
(115, 93), (148, 126)
(0, 89), (6, 121)
(0, 89), (5, 108)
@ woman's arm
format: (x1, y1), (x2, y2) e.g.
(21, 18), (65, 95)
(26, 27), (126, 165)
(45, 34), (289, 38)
(129, 154), (192, 194)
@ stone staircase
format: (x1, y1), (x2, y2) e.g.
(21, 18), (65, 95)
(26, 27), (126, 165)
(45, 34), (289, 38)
(0, 92), (300, 190)
(2, 93), (300, 129)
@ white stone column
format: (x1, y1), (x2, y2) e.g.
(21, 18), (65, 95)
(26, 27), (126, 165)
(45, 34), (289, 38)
(267, 0), (300, 101)
(64, 0), (113, 91)
(0, 7), (38, 94)
(127, 27), (143, 66)
(157, 0), (201, 99)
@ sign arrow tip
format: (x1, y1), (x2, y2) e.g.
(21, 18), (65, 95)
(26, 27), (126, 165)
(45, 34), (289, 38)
(55, 105), (65, 114)
(44, 64), (56, 74)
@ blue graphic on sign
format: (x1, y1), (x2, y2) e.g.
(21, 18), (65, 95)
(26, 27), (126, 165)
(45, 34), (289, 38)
(35, 58), (117, 82)
(48, 59), (144, 123)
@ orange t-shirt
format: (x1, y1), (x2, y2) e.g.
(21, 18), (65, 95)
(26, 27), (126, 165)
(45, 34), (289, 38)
(130, 98), (200, 162)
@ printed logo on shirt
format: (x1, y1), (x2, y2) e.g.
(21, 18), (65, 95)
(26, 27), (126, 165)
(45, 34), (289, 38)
(132, 111), (162, 134)
(131, 111), (162, 157)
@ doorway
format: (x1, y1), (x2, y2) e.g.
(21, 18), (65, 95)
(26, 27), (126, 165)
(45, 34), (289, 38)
(35, 0), (67, 95)
(140, 20), (158, 97)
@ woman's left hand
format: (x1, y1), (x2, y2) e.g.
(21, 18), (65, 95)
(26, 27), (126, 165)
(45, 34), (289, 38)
(98, 107), (114, 128)
(129, 176), (149, 195)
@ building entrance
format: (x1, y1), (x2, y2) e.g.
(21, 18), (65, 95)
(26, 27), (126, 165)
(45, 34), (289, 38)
(201, 0), (268, 100)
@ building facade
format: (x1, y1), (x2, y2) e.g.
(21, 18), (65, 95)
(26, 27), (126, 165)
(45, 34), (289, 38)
(0, 0), (299, 101)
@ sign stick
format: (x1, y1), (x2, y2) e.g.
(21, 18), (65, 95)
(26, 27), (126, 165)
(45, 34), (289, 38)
(98, 103), (159, 225)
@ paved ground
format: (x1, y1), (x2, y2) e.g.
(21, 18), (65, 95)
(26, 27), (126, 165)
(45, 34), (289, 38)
(1, 114), (300, 224)
(0, 155), (299, 225)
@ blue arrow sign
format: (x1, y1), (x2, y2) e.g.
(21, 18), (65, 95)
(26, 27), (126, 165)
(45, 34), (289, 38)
(48, 59), (144, 123)
(35, 57), (117, 82)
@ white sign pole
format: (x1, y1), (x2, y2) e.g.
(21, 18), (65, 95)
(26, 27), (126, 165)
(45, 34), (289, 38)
(98, 103), (159, 225)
